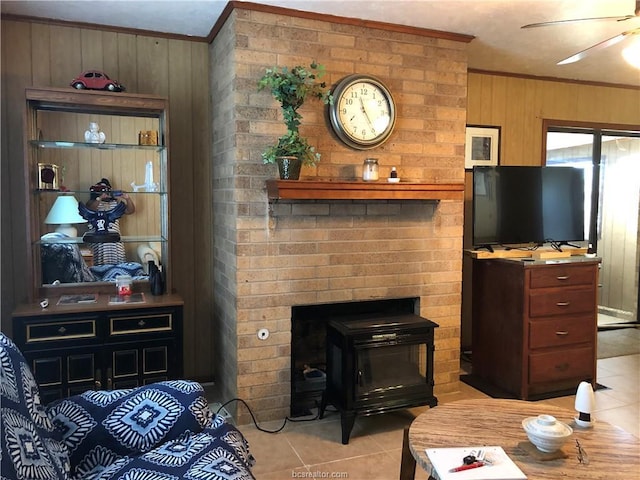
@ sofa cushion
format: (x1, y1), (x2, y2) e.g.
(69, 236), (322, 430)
(0, 332), (70, 479)
(47, 380), (214, 477)
(79, 419), (255, 480)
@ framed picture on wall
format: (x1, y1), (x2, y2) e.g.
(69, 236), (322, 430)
(465, 126), (500, 169)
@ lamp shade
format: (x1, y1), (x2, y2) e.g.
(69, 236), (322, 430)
(44, 195), (87, 237)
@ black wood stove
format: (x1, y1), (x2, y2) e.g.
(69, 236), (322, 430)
(319, 313), (438, 444)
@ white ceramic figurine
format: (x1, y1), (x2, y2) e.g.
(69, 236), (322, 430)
(85, 122), (106, 143)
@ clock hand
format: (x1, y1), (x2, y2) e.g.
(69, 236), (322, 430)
(359, 97), (376, 133)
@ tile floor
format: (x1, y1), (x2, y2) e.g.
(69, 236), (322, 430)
(237, 334), (639, 479)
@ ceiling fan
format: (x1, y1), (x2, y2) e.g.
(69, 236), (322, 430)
(521, 0), (640, 65)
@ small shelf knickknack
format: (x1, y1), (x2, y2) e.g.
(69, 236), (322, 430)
(266, 179), (464, 201)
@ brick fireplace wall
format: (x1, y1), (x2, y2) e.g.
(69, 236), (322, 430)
(211, 6), (468, 423)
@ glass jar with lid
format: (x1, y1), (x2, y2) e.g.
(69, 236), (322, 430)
(362, 158), (379, 181)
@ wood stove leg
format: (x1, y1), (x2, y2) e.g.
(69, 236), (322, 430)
(340, 411), (356, 444)
(399, 427), (416, 480)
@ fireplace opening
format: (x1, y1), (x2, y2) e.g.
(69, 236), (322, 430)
(290, 297), (423, 417)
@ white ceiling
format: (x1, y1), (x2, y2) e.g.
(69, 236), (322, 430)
(2, 0), (640, 86)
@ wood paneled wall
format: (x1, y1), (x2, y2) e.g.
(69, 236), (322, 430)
(461, 72), (640, 347)
(0, 19), (213, 381)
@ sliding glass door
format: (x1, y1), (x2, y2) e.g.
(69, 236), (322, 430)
(545, 126), (639, 325)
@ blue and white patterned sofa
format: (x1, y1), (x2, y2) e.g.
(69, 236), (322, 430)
(0, 332), (255, 479)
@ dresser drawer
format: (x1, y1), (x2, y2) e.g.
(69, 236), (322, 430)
(26, 318), (97, 344)
(109, 313), (173, 336)
(529, 346), (593, 383)
(529, 316), (594, 349)
(529, 288), (594, 317)
(529, 265), (595, 289)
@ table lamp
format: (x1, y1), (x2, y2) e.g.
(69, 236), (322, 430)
(44, 195), (87, 237)
(574, 381), (595, 428)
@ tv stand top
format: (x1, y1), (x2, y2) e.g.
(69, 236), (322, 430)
(465, 246), (588, 260)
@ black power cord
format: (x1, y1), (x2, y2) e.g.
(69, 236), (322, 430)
(215, 397), (322, 434)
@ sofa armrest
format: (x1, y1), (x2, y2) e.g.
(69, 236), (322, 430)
(205, 414), (256, 470)
(47, 380), (212, 471)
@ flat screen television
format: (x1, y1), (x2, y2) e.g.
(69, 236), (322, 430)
(472, 166), (585, 250)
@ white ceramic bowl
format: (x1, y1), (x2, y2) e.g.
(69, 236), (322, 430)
(522, 414), (573, 453)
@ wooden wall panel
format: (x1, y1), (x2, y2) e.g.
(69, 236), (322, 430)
(1, 20), (32, 336)
(168, 39), (196, 375)
(117, 34), (138, 88)
(31, 23), (50, 84)
(80, 29), (105, 70)
(50, 26), (81, 86)
(189, 41), (214, 382)
(1, 19), (211, 381)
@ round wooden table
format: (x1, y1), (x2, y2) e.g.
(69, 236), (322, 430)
(405, 399), (639, 479)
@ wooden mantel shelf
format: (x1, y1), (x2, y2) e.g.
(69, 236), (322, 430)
(266, 180), (464, 201)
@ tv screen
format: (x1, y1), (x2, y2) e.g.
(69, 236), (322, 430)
(473, 166), (585, 248)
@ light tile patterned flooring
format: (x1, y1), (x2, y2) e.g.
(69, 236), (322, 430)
(238, 330), (639, 479)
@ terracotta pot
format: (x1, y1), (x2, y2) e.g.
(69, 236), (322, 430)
(276, 156), (302, 180)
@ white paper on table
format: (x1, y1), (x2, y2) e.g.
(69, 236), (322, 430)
(425, 446), (527, 480)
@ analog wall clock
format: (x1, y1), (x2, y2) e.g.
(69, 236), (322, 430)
(329, 74), (396, 150)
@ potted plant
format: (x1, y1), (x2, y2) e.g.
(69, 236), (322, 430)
(258, 62), (332, 179)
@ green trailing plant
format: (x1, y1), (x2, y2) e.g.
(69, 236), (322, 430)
(258, 62), (332, 166)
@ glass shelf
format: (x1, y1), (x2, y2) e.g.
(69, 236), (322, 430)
(30, 140), (165, 151)
(35, 189), (168, 196)
(37, 235), (167, 245)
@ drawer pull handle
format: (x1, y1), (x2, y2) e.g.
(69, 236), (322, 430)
(555, 331), (569, 336)
(95, 369), (102, 390)
(58, 326), (67, 334)
(555, 362), (570, 371)
(556, 275), (570, 280)
(138, 320), (146, 327)
(556, 301), (570, 307)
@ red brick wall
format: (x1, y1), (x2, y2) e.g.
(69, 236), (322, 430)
(211, 7), (467, 423)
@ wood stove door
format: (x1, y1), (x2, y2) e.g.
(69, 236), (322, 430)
(356, 343), (427, 397)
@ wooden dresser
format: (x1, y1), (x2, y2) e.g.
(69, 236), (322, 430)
(471, 257), (599, 399)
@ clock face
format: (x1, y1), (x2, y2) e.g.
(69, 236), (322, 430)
(329, 75), (396, 150)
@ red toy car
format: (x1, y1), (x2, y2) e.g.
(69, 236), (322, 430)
(70, 70), (125, 92)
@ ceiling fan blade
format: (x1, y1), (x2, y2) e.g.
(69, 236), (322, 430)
(523, 0), (640, 28)
(522, 15), (635, 28)
(557, 29), (639, 65)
